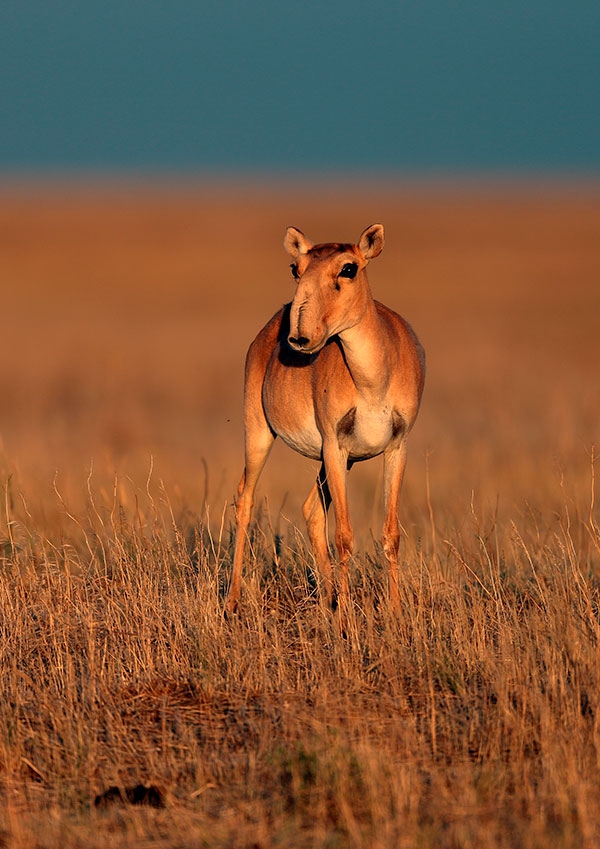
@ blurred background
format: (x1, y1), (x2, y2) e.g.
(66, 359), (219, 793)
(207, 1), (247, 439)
(0, 0), (599, 540)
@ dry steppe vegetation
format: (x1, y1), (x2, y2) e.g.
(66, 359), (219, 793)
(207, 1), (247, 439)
(0, 180), (599, 847)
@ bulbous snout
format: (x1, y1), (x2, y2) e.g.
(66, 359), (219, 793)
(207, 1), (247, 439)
(287, 292), (316, 351)
(288, 299), (325, 353)
(288, 333), (311, 351)
(287, 277), (329, 353)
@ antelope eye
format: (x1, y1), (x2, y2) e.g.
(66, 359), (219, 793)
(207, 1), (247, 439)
(339, 262), (358, 279)
(290, 263), (299, 280)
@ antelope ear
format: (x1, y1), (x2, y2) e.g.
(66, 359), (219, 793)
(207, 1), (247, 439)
(358, 224), (384, 260)
(284, 226), (313, 259)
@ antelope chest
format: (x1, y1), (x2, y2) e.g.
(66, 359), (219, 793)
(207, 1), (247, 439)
(261, 340), (406, 462)
(338, 404), (404, 460)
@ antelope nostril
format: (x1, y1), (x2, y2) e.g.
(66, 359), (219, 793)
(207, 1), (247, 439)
(289, 335), (310, 349)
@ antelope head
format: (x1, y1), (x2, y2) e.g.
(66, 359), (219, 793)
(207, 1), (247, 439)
(284, 223), (385, 354)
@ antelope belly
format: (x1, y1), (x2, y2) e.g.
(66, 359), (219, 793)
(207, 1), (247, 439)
(264, 397), (323, 459)
(275, 419), (323, 460)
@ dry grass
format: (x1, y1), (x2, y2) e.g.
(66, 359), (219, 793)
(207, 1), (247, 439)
(0, 179), (599, 847)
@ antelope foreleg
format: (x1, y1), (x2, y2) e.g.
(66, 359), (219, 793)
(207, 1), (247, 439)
(226, 429), (275, 614)
(302, 463), (333, 602)
(322, 443), (353, 617)
(382, 442), (408, 606)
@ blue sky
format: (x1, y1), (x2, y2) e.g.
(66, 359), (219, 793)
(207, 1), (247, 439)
(1, 0), (599, 174)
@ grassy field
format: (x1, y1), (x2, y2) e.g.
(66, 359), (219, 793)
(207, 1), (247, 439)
(0, 179), (599, 847)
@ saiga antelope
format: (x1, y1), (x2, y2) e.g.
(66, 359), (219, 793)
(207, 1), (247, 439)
(227, 224), (425, 613)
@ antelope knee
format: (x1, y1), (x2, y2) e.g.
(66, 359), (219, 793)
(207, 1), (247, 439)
(236, 471), (246, 500)
(382, 525), (400, 560)
(335, 525), (354, 561)
(235, 490), (254, 526)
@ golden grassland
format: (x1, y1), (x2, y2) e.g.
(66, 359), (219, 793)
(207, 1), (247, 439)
(0, 179), (599, 847)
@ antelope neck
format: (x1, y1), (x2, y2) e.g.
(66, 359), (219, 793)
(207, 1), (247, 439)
(337, 300), (390, 403)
